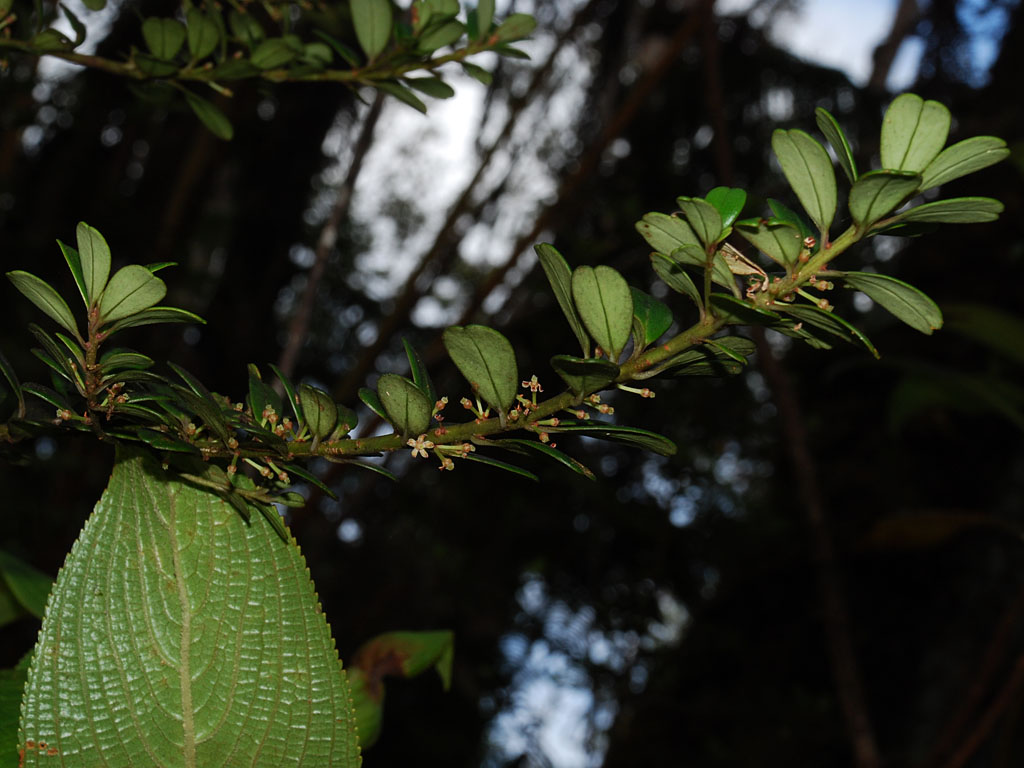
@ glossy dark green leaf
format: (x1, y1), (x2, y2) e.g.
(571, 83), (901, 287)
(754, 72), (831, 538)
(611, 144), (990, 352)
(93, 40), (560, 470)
(676, 196), (723, 247)
(630, 287), (673, 346)
(493, 12), (536, 41)
(404, 76), (456, 99)
(704, 187), (747, 228)
(105, 306), (205, 334)
(920, 136), (1009, 192)
(534, 244), (589, 356)
(571, 266), (633, 361)
(491, 438), (595, 480)
(374, 81), (427, 113)
(841, 271), (942, 334)
(669, 244), (736, 292)
(0, 550), (51, 619)
(649, 253), (701, 307)
(358, 387), (388, 420)
(22, 383), (70, 411)
(880, 93), (950, 172)
(551, 422), (676, 456)
(815, 107), (858, 183)
(186, 8), (220, 60)
(888, 196), (1004, 224)
(377, 373), (432, 436)
(352, 0), (393, 60)
(777, 303), (879, 358)
(771, 128), (836, 234)
(550, 355), (619, 396)
(443, 325), (518, 413)
(848, 169), (921, 228)
(183, 90), (233, 141)
(31, 347), (75, 388)
(635, 212), (702, 256)
(98, 265), (167, 323)
(461, 453), (539, 481)
(734, 218), (802, 268)
(403, 338), (437, 403)
(100, 349), (154, 371)
(142, 17), (186, 60)
(55, 240), (87, 309)
(641, 336), (755, 378)
(250, 38), (297, 69)
(167, 362), (233, 441)
(280, 463), (338, 500)
(312, 29), (359, 66)
(7, 271), (80, 339)
(299, 383), (338, 439)
(333, 404), (358, 436)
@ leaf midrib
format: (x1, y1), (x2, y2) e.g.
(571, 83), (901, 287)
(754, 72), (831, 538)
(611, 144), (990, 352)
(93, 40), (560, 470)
(168, 489), (198, 768)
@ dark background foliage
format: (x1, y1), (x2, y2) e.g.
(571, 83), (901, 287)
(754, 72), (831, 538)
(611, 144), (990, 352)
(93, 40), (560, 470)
(2, 0), (1023, 765)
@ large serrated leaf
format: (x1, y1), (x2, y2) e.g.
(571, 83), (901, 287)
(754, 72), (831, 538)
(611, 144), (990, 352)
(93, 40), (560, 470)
(841, 271), (942, 334)
(920, 136), (1009, 192)
(18, 449), (360, 767)
(571, 266), (633, 361)
(848, 169), (921, 229)
(771, 129), (837, 235)
(881, 93), (950, 173)
(534, 244), (590, 356)
(352, 0), (392, 60)
(814, 107), (858, 183)
(442, 325), (518, 413)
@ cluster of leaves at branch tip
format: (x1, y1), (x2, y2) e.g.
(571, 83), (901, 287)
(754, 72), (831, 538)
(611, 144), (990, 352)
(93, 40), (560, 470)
(0, 0), (538, 140)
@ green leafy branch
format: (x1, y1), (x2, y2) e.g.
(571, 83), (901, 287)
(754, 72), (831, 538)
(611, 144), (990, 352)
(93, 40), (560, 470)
(0, 0), (536, 138)
(0, 92), (1008, 533)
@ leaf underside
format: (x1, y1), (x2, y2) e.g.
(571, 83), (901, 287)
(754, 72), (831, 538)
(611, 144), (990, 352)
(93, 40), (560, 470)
(19, 449), (360, 767)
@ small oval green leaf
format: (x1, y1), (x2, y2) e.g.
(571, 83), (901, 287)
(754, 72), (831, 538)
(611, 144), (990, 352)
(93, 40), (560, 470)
(630, 287), (673, 346)
(442, 325), (518, 413)
(889, 196), (1004, 225)
(75, 221), (111, 306)
(676, 196), (723, 247)
(534, 244), (589, 356)
(848, 169), (921, 228)
(704, 187), (747, 228)
(377, 373), (432, 436)
(352, 0), (393, 60)
(841, 271), (942, 334)
(881, 93), (951, 173)
(734, 219), (802, 267)
(771, 129), (837, 235)
(141, 17), (186, 60)
(920, 136), (1010, 192)
(649, 252), (701, 308)
(6, 271), (80, 338)
(186, 8), (220, 61)
(635, 212), (701, 255)
(814, 107), (858, 183)
(250, 37), (298, 69)
(299, 384), (338, 439)
(182, 90), (234, 141)
(493, 13), (536, 42)
(571, 266), (633, 361)
(98, 265), (167, 324)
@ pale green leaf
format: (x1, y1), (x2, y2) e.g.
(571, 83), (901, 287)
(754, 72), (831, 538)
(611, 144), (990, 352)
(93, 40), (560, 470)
(771, 128), (837, 235)
(56, 240), (87, 308)
(649, 252), (701, 307)
(676, 196), (723, 247)
(105, 306), (206, 334)
(18, 449), (360, 767)
(417, 20), (464, 52)
(880, 92), (950, 172)
(815, 107), (858, 183)
(6, 271), (80, 339)
(476, 0), (495, 37)
(442, 325), (518, 413)
(352, 0), (392, 60)
(377, 373), (432, 435)
(848, 169), (921, 228)
(571, 266), (633, 361)
(635, 212), (701, 255)
(493, 13), (536, 42)
(841, 271), (942, 334)
(98, 265), (167, 323)
(734, 219), (802, 267)
(250, 38), (298, 69)
(920, 136), (1010, 192)
(534, 243), (589, 356)
(75, 221), (111, 306)
(888, 196), (1004, 224)
(299, 383), (338, 439)
(358, 387), (388, 420)
(186, 8), (220, 60)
